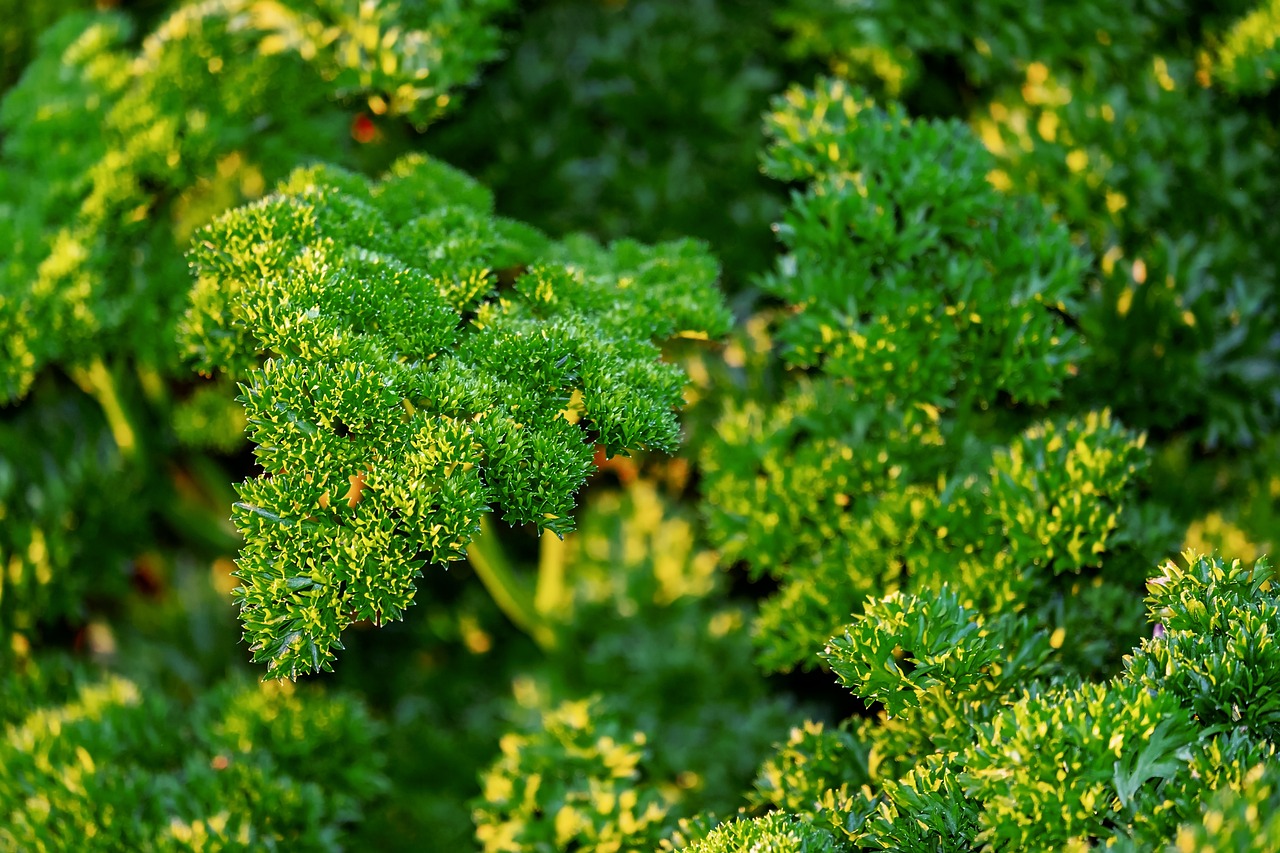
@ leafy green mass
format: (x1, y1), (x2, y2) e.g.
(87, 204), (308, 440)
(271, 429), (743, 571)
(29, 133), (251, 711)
(181, 155), (729, 678)
(2, 1), (1278, 850)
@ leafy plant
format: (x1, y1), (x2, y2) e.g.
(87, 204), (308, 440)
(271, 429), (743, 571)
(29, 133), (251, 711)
(472, 482), (795, 850)
(2, 4), (1276, 851)
(0, 655), (384, 852)
(663, 553), (1277, 850)
(0, 0), (512, 658)
(180, 155), (729, 677)
(701, 78), (1168, 675)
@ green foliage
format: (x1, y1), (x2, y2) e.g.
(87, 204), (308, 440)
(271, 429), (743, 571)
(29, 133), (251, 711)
(524, 484), (795, 801)
(182, 155), (728, 678)
(0, 12), (134, 403)
(1126, 553), (1280, 740)
(472, 482), (796, 848)
(172, 378), (249, 454)
(0, 385), (146, 640)
(702, 79), (1163, 674)
(276, 0), (513, 127)
(0, 655), (383, 852)
(4, 5), (1278, 851)
(474, 695), (674, 853)
(428, 0), (787, 281)
(677, 812), (841, 853)
(1214, 0), (1280, 94)
(777, 0), (1280, 448)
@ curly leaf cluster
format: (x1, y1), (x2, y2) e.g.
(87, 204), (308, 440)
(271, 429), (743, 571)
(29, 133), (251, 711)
(181, 155), (728, 678)
(823, 588), (1051, 719)
(0, 0), (510, 402)
(733, 550), (1278, 849)
(1126, 552), (1280, 739)
(0, 658), (383, 852)
(926, 410), (1160, 622)
(473, 696), (674, 853)
(749, 720), (870, 818)
(851, 754), (981, 851)
(817, 587), (1053, 781)
(679, 812), (840, 853)
(760, 77), (1084, 411)
(962, 680), (1198, 849)
(707, 405), (1156, 672)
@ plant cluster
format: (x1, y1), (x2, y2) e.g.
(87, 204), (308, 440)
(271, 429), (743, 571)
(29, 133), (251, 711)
(702, 78), (1163, 676)
(677, 553), (1279, 851)
(2, 1), (1277, 851)
(181, 153), (728, 677)
(0, 655), (384, 852)
(1, 0), (509, 651)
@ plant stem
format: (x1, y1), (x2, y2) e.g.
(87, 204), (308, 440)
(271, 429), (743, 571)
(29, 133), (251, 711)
(70, 357), (139, 460)
(468, 517), (559, 651)
(534, 531), (568, 617)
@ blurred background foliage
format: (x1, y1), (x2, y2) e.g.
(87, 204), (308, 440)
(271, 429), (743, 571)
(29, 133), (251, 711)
(1, 0), (1278, 849)
(425, 0), (794, 284)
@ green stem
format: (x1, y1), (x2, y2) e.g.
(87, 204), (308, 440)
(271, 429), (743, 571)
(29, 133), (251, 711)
(70, 357), (139, 460)
(534, 531), (568, 617)
(468, 517), (559, 651)
(133, 362), (169, 406)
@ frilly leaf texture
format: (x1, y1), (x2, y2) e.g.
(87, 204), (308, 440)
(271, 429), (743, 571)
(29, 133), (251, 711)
(181, 155), (729, 678)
